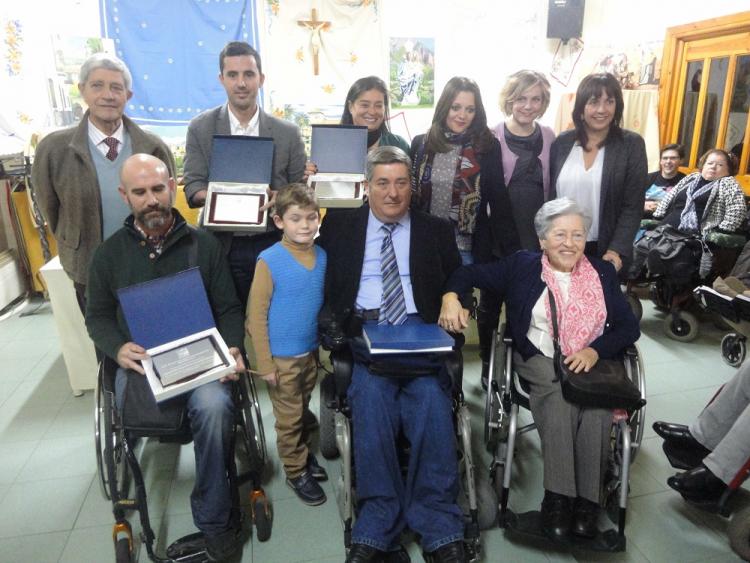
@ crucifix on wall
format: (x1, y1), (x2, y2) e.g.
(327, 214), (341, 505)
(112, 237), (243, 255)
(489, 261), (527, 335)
(297, 8), (331, 76)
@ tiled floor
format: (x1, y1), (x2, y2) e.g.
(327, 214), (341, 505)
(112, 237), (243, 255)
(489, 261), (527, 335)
(0, 297), (746, 562)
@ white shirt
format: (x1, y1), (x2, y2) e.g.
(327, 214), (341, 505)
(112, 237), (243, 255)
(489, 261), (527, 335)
(228, 105), (260, 136)
(526, 270), (571, 358)
(555, 145), (605, 242)
(88, 119), (124, 157)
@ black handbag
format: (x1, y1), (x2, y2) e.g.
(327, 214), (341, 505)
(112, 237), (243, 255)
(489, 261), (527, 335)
(547, 290), (645, 411)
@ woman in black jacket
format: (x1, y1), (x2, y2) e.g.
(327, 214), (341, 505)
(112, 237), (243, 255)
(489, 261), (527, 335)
(411, 76), (519, 384)
(550, 73), (647, 272)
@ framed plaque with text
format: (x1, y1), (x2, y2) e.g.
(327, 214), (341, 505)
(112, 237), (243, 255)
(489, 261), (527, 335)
(118, 268), (235, 402)
(204, 135), (274, 231)
(308, 124), (367, 208)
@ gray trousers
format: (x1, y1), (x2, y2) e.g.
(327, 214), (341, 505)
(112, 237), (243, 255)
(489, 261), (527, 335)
(513, 352), (611, 503)
(690, 361), (750, 484)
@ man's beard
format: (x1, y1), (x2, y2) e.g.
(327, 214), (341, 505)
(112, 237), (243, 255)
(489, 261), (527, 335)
(136, 204), (172, 230)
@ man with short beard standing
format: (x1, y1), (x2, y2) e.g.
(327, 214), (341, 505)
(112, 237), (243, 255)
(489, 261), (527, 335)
(32, 53), (174, 314)
(85, 154), (247, 562)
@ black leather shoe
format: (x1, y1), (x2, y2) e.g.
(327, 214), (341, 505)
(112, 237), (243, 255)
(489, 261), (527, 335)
(540, 490), (571, 541)
(429, 540), (465, 563)
(572, 497), (599, 538)
(667, 464), (727, 503)
(480, 361), (489, 391)
(346, 543), (385, 563)
(307, 453), (328, 481)
(286, 471), (326, 506)
(205, 527), (242, 562)
(653, 421), (711, 454)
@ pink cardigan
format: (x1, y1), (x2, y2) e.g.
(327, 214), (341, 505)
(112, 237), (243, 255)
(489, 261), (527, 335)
(492, 122), (556, 200)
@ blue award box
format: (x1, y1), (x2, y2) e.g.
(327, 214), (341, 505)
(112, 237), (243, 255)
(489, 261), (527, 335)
(118, 268), (234, 401)
(308, 124), (367, 208)
(204, 135), (275, 231)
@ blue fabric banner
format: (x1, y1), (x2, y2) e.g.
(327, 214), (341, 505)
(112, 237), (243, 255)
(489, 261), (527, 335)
(99, 0), (258, 125)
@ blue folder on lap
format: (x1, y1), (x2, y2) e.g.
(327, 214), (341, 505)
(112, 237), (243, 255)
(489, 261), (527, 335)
(363, 322), (454, 354)
(118, 268), (215, 349)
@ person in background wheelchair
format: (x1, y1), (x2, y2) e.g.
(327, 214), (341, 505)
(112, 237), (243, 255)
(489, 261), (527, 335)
(85, 154), (247, 561)
(651, 148), (745, 237)
(654, 359), (750, 506)
(439, 197), (640, 542)
(317, 146), (466, 563)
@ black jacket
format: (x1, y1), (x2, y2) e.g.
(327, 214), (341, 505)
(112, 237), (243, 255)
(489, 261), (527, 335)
(550, 128), (647, 259)
(317, 205), (461, 325)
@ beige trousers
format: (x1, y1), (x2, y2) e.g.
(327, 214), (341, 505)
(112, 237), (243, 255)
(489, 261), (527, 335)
(267, 353), (318, 478)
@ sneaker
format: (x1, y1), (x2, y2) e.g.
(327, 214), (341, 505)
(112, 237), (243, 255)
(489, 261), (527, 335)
(307, 453), (328, 481)
(287, 470), (327, 506)
(205, 527), (242, 562)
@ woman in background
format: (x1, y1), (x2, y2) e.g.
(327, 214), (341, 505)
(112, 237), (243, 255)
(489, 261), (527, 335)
(305, 76), (409, 178)
(411, 76), (519, 385)
(551, 73), (647, 272)
(494, 69), (556, 251)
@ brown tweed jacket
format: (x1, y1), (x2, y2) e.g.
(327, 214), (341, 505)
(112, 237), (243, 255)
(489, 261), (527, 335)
(31, 112), (175, 284)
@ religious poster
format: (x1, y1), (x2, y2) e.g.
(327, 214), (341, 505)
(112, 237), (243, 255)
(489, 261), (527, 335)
(389, 37), (434, 109)
(260, 0), (386, 125)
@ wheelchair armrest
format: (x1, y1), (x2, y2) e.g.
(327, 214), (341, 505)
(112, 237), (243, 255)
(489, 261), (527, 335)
(443, 350), (463, 393)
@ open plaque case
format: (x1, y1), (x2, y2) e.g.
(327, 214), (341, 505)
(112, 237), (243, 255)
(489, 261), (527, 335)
(204, 135), (274, 231)
(118, 268), (235, 402)
(307, 124), (367, 208)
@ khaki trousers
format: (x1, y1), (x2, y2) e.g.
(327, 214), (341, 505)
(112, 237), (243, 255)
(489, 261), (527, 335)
(267, 353), (318, 478)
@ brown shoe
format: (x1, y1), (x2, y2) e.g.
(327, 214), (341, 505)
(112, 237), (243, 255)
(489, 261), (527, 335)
(713, 277), (738, 297)
(725, 276), (749, 294)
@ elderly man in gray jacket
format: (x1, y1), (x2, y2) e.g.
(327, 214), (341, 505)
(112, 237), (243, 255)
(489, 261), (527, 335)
(32, 53), (174, 313)
(182, 41), (306, 307)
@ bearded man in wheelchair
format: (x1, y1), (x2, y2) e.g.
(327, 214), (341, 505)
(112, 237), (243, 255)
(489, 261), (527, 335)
(440, 198), (640, 542)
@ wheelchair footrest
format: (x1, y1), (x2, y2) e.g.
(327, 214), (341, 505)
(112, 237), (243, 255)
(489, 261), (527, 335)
(663, 440), (710, 471)
(165, 531), (209, 562)
(504, 510), (626, 552)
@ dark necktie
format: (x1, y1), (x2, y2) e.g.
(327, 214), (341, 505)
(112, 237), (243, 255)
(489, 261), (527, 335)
(378, 223), (407, 325)
(103, 137), (119, 161)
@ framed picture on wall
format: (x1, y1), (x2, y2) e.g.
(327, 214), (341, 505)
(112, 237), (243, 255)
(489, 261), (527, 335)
(390, 37), (434, 109)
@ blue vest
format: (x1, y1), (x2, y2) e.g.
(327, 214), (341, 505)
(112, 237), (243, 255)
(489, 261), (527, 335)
(260, 242), (326, 357)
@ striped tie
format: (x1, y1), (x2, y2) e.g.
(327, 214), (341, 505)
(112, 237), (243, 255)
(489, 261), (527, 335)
(378, 223), (407, 325)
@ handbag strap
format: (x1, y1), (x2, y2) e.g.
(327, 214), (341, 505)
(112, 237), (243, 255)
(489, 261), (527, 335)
(546, 286), (562, 355)
(545, 286), (565, 383)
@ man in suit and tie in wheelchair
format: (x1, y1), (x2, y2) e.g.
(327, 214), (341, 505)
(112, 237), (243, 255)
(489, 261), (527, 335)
(85, 154), (247, 561)
(317, 146), (467, 563)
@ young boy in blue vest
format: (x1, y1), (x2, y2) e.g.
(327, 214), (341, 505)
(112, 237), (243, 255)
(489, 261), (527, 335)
(246, 183), (328, 506)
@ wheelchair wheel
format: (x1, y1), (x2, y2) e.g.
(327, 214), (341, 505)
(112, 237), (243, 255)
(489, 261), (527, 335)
(729, 505), (750, 561)
(95, 368), (129, 501)
(252, 493), (273, 542)
(721, 333), (747, 368)
(319, 374), (339, 460)
(663, 310), (699, 342)
(115, 537), (133, 563)
(238, 374), (267, 471)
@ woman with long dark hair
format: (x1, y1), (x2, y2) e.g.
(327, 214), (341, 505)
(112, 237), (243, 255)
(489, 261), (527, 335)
(411, 76), (519, 385)
(551, 73), (647, 272)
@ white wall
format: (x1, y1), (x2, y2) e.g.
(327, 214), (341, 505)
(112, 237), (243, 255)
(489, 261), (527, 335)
(381, 0), (749, 137)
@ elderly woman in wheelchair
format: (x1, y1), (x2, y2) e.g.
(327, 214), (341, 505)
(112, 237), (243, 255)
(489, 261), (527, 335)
(440, 197), (641, 544)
